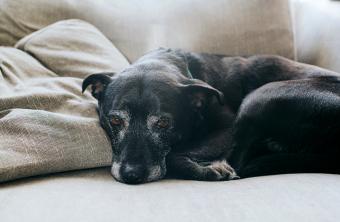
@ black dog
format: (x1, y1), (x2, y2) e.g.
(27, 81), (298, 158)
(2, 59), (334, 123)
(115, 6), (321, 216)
(230, 75), (340, 177)
(82, 48), (340, 184)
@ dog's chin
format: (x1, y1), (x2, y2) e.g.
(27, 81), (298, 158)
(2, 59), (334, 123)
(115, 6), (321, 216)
(110, 162), (123, 182)
(110, 162), (167, 184)
(145, 165), (167, 183)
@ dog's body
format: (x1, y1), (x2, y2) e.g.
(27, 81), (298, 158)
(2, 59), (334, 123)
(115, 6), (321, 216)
(230, 75), (340, 177)
(83, 48), (340, 184)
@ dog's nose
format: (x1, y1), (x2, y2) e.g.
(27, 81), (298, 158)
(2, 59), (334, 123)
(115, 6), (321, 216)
(120, 164), (145, 184)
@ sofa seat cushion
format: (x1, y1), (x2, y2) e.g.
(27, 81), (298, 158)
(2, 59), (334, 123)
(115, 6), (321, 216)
(1, 170), (339, 222)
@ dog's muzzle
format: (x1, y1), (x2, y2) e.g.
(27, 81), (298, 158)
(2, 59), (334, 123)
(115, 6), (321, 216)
(111, 162), (164, 184)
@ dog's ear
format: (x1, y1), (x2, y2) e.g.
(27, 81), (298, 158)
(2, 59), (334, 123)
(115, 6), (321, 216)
(179, 79), (224, 109)
(82, 73), (113, 100)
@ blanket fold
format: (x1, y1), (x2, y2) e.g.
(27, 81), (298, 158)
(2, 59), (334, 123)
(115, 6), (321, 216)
(0, 19), (129, 182)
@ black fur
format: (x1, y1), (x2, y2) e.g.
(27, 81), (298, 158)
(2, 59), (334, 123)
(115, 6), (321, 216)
(82, 48), (340, 184)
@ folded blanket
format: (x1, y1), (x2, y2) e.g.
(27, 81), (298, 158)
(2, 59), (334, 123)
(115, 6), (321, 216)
(0, 19), (129, 182)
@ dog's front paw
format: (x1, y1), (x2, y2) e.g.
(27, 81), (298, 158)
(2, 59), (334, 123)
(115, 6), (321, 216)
(200, 160), (240, 181)
(166, 154), (239, 181)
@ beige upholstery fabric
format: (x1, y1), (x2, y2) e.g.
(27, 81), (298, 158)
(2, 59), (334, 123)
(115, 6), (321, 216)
(0, 20), (130, 182)
(292, 0), (340, 72)
(1, 169), (340, 222)
(0, 0), (295, 61)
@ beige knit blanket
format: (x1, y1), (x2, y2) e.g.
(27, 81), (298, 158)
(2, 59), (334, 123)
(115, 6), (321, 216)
(0, 20), (129, 182)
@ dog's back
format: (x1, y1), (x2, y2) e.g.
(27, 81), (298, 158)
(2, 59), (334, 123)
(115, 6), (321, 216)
(230, 75), (340, 177)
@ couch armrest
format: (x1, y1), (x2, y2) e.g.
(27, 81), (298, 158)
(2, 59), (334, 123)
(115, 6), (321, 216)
(292, 0), (340, 72)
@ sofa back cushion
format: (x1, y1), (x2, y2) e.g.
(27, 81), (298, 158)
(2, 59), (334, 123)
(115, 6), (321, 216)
(0, 0), (295, 61)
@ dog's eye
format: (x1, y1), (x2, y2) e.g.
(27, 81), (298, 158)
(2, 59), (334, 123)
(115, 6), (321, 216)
(111, 116), (123, 126)
(155, 117), (170, 129)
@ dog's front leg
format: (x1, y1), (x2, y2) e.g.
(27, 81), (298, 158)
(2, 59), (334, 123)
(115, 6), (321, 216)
(166, 128), (239, 181)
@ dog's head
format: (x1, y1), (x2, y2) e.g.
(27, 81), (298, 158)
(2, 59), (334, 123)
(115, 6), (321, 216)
(82, 48), (224, 184)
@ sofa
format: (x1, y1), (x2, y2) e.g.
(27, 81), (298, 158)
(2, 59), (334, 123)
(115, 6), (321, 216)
(1, 0), (340, 221)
